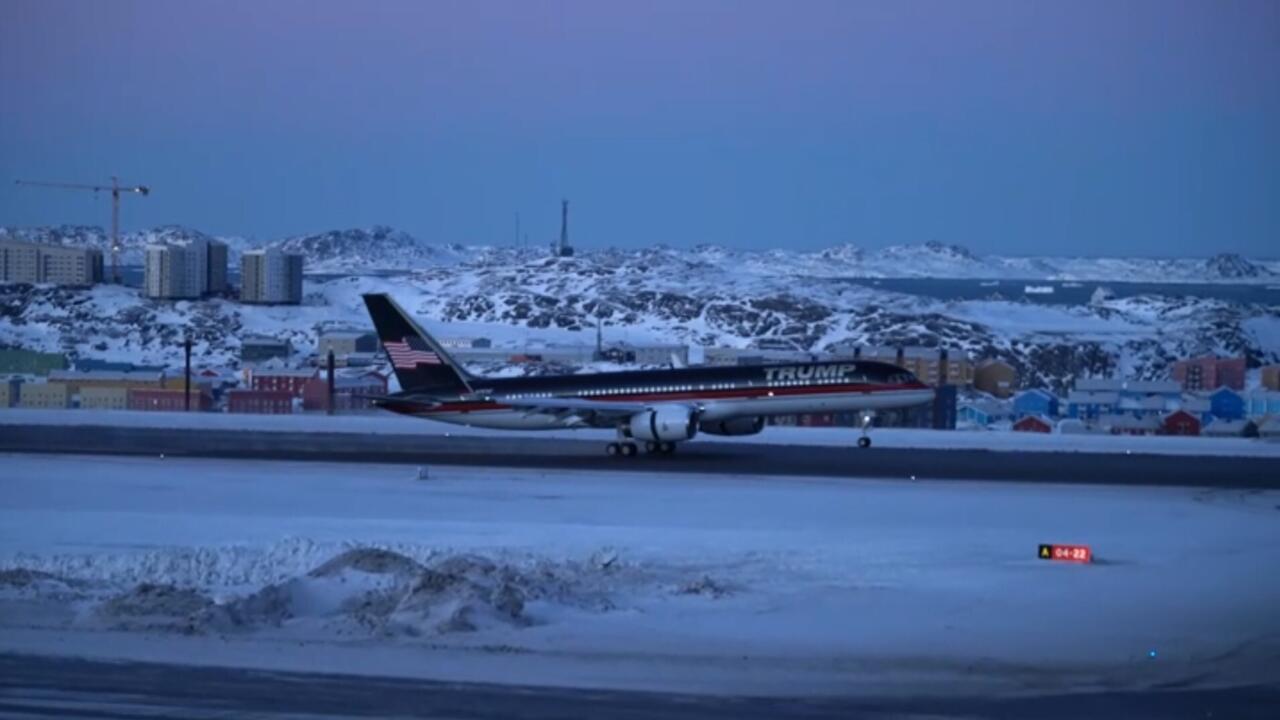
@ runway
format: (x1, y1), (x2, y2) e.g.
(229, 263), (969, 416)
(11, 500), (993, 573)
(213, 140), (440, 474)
(0, 653), (1275, 720)
(1, 423), (1278, 488)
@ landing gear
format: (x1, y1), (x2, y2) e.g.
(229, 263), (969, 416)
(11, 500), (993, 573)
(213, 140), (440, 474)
(645, 441), (677, 455)
(858, 411), (874, 449)
(606, 442), (638, 457)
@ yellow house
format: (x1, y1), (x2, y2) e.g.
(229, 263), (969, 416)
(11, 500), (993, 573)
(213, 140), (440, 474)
(79, 385), (130, 411)
(18, 382), (70, 409)
(47, 370), (167, 395)
(974, 359), (1018, 398)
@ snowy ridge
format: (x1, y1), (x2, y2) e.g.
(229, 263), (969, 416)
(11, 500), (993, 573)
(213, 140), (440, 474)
(3, 224), (1279, 282)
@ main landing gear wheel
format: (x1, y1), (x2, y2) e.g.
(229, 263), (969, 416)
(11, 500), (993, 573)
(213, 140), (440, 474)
(645, 441), (659, 454)
(658, 441), (676, 454)
(607, 442), (638, 457)
(857, 436), (872, 449)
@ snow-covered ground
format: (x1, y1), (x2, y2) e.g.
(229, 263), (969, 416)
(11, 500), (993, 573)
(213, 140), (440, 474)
(4, 407), (1279, 458)
(1, 454), (1278, 697)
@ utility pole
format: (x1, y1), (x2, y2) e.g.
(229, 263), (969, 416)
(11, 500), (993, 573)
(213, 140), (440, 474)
(327, 350), (336, 416)
(183, 336), (192, 412)
(14, 177), (150, 284)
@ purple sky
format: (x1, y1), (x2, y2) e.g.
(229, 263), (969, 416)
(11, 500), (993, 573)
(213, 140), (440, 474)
(2, 0), (1277, 255)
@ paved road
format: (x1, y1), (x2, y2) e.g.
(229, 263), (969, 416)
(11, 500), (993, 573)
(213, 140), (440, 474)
(0, 653), (1275, 720)
(1, 424), (1278, 488)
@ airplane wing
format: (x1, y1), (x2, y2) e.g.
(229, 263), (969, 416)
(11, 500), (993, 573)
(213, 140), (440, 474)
(350, 393), (446, 409)
(492, 396), (696, 426)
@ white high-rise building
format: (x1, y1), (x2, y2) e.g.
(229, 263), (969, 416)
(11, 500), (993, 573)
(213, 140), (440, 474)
(142, 238), (227, 299)
(241, 248), (303, 304)
(144, 244), (192, 298)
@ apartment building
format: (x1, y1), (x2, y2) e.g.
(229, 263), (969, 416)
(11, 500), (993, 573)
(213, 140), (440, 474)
(241, 248), (303, 304)
(856, 346), (974, 387)
(143, 238), (228, 299)
(0, 239), (103, 286)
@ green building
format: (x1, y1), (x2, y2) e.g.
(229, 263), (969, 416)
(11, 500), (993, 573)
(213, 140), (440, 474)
(0, 349), (69, 376)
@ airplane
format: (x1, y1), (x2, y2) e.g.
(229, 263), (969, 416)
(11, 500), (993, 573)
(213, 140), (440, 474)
(361, 293), (935, 456)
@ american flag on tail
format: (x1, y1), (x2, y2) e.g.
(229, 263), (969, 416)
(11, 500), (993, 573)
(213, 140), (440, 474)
(383, 338), (442, 368)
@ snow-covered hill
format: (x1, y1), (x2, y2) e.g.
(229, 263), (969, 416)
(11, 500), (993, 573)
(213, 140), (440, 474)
(272, 226), (470, 273)
(2, 248), (1277, 393)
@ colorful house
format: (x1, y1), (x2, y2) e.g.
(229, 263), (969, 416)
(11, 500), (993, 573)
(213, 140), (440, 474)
(1012, 389), (1058, 419)
(973, 359), (1017, 399)
(1161, 409), (1201, 436)
(958, 398), (1013, 426)
(1013, 415), (1053, 433)
(1246, 390), (1280, 418)
(1207, 387), (1245, 421)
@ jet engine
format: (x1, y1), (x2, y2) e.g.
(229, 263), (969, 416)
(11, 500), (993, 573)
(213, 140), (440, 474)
(628, 406), (698, 442)
(698, 416), (765, 436)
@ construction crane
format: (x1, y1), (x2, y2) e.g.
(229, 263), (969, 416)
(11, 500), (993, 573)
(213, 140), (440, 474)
(14, 176), (151, 284)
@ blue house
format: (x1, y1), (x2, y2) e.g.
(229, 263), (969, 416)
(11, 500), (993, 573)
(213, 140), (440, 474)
(1247, 390), (1280, 418)
(1065, 391), (1118, 421)
(1208, 387), (1245, 421)
(958, 399), (1013, 426)
(1013, 389), (1059, 419)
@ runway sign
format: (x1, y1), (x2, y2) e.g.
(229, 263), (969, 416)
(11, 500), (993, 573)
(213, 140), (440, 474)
(1038, 543), (1092, 563)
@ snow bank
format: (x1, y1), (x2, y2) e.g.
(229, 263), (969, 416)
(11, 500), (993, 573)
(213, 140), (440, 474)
(1, 455), (1278, 696)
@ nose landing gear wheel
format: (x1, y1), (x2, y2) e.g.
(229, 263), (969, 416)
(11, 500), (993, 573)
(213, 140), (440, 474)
(857, 436), (872, 448)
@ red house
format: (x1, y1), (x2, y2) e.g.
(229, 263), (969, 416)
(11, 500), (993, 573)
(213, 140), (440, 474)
(227, 389), (294, 414)
(300, 371), (389, 412)
(250, 369), (319, 396)
(1171, 356), (1246, 392)
(1160, 409), (1201, 436)
(1013, 415), (1052, 434)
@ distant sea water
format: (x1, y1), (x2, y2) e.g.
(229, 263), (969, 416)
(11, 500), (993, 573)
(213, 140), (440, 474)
(837, 278), (1280, 306)
(117, 266), (1279, 307)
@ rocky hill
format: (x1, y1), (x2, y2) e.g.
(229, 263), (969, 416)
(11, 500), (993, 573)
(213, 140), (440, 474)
(2, 245), (1277, 394)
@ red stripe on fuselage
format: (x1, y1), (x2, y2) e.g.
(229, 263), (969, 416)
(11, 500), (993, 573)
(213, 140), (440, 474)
(384, 381), (930, 416)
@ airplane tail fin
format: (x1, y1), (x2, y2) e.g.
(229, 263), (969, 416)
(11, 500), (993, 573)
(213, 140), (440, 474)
(361, 293), (473, 393)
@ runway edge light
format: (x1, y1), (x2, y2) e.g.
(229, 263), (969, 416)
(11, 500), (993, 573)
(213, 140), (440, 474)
(1037, 544), (1092, 563)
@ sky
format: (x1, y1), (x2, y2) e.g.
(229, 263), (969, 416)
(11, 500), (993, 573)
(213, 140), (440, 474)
(1, 0), (1277, 257)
